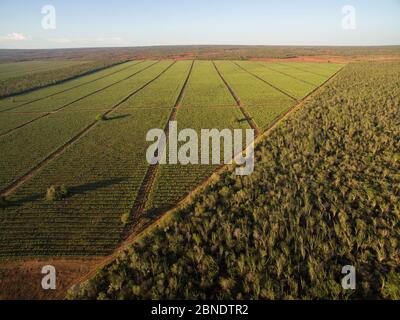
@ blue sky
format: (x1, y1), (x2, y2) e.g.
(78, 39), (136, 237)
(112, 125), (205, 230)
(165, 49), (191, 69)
(0, 0), (399, 49)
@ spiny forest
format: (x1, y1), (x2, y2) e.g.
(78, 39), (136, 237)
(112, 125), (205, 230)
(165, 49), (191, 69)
(65, 61), (398, 299)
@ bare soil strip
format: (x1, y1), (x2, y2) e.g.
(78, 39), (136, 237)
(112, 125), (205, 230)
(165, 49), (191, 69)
(0, 61), (145, 113)
(212, 61), (261, 136)
(255, 62), (318, 87)
(0, 62), (160, 138)
(0, 258), (104, 300)
(233, 61), (298, 101)
(129, 60), (195, 218)
(0, 61), (177, 197)
(69, 65), (345, 297)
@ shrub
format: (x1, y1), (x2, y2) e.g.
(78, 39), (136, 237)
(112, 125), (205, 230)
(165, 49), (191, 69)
(46, 185), (69, 202)
(121, 212), (131, 226)
(96, 114), (107, 121)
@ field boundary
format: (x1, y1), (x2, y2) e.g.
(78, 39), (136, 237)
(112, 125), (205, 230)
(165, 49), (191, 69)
(233, 61), (299, 101)
(129, 60), (195, 220)
(255, 62), (319, 87)
(212, 61), (261, 136)
(0, 61), (177, 197)
(68, 63), (346, 294)
(0, 61), (159, 138)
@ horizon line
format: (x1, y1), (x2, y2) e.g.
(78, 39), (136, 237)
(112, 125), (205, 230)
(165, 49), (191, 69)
(1, 44), (400, 51)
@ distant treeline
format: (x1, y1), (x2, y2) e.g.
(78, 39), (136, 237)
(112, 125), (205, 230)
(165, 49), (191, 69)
(1, 45), (400, 63)
(0, 60), (127, 98)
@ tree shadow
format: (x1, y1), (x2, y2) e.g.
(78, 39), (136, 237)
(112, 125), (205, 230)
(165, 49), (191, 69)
(68, 177), (128, 197)
(237, 116), (253, 123)
(106, 114), (131, 121)
(8, 177), (128, 207)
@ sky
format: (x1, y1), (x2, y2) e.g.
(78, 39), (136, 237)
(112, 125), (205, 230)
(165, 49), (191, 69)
(0, 0), (399, 49)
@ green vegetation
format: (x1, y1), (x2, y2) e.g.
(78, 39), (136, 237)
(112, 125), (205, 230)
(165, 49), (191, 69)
(0, 60), (89, 81)
(214, 61), (294, 107)
(121, 212), (132, 226)
(182, 61), (236, 107)
(235, 61), (318, 99)
(147, 106), (250, 210)
(0, 60), (341, 257)
(96, 114), (108, 121)
(0, 61), (168, 193)
(68, 62), (400, 300)
(0, 60), (128, 98)
(3, 45), (398, 62)
(0, 61), (190, 256)
(0, 113), (40, 135)
(0, 111), (99, 191)
(45, 185), (69, 202)
(0, 61), (152, 113)
(0, 60), (143, 110)
(262, 62), (328, 86)
(120, 60), (192, 109)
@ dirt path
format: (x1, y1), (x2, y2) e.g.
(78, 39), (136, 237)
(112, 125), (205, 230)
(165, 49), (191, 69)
(0, 61), (159, 138)
(0, 258), (103, 300)
(233, 61), (299, 101)
(0, 61), (145, 113)
(212, 61), (261, 136)
(0, 61), (177, 197)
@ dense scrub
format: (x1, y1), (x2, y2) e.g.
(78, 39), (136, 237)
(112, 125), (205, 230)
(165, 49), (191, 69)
(0, 60), (126, 98)
(1, 46), (399, 62)
(69, 61), (400, 300)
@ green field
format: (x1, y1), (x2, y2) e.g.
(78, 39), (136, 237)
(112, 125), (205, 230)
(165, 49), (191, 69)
(0, 60), (341, 257)
(67, 61), (400, 300)
(0, 60), (128, 98)
(0, 60), (90, 81)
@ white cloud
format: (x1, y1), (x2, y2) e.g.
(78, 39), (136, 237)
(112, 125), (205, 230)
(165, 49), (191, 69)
(2, 32), (31, 41)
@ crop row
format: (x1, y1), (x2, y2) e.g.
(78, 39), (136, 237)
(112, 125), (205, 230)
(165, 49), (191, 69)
(235, 61), (317, 99)
(255, 62), (328, 86)
(147, 106), (250, 210)
(69, 61), (400, 300)
(280, 62), (344, 77)
(213, 61), (293, 129)
(0, 60), (90, 81)
(0, 61), (142, 110)
(119, 61), (193, 109)
(0, 113), (41, 136)
(1, 61), (154, 113)
(0, 62), (173, 192)
(0, 61), (192, 256)
(147, 60), (341, 219)
(182, 61), (236, 107)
